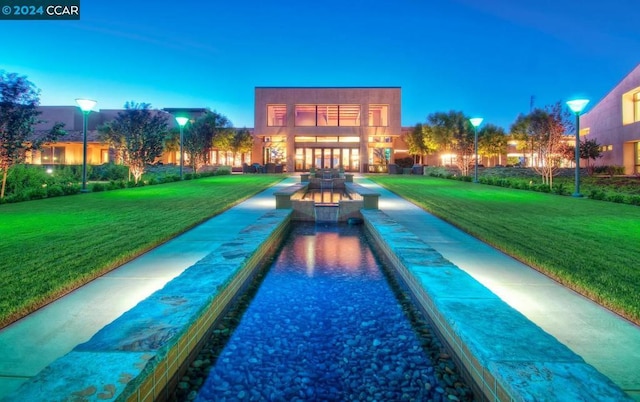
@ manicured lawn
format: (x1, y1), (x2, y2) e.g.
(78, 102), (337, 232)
(0, 175), (283, 328)
(368, 175), (640, 325)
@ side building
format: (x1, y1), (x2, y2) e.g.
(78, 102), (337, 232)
(581, 63), (640, 174)
(253, 87), (403, 173)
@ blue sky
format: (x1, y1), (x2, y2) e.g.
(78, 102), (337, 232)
(2, 0), (638, 130)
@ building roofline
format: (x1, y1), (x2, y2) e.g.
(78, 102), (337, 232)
(583, 62), (640, 116)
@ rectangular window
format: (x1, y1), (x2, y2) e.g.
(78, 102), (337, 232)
(317, 136), (338, 143)
(368, 104), (388, 126)
(339, 136), (360, 143)
(267, 105), (287, 127)
(41, 146), (65, 164)
(634, 92), (640, 123)
(317, 105), (338, 126)
(339, 105), (360, 126)
(294, 136), (316, 142)
(295, 105), (316, 126)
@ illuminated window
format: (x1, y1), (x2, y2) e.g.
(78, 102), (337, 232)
(317, 105), (338, 126)
(338, 105), (360, 126)
(295, 105), (316, 126)
(267, 105), (287, 127)
(317, 136), (338, 143)
(622, 88), (640, 125)
(339, 136), (360, 143)
(369, 105), (388, 126)
(295, 104), (361, 126)
(41, 146), (65, 164)
(295, 136), (316, 142)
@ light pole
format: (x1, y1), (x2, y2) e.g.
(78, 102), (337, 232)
(75, 98), (97, 192)
(175, 116), (189, 179)
(566, 99), (589, 197)
(470, 117), (483, 183)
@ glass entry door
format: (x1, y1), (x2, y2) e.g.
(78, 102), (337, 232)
(295, 147), (360, 171)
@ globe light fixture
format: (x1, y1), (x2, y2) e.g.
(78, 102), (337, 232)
(470, 117), (483, 183)
(566, 99), (590, 197)
(75, 98), (97, 192)
(175, 116), (189, 179)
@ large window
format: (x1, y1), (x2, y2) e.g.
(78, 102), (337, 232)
(295, 104), (361, 127)
(267, 105), (287, 126)
(635, 92), (640, 122)
(41, 146), (65, 164)
(368, 105), (388, 126)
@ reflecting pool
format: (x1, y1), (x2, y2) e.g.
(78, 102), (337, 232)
(190, 223), (472, 401)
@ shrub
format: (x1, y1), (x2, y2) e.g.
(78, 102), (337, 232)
(46, 185), (64, 197)
(394, 157), (414, 169)
(553, 183), (568, 196)
(91, 163), (128, 181)
(24, 186), (47, 200)
(92, 183), (106, 192)
(215, 167), (232, 176)
(606, 194), (625, 204)
(589, 189), (606, 200)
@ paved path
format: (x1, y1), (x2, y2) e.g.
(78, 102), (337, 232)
(0, 177), (297, 399)
(356, 176), (640, 400)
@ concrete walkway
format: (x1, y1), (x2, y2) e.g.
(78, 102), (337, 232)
(355, 176), (640, 401)
(0, 177), (297, 399)
(1, 174), (638, 400)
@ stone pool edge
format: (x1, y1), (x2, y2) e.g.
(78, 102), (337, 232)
(4, 209), (292, 402)
(361, 209), (632, 402)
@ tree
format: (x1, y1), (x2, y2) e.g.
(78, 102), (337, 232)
(478, 124), (507, 166)
(403, 123), (436, 164)
(184, 111), (233, 171)
(511, 102), (572, 188)
(560, 138), (603, 175)
(99, 102), (168, 183)
(427, 111), (474, 175)
(231, 128), (254, 165)
(0, 72), (65, 198)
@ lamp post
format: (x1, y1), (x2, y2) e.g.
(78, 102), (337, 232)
(470, 117), (483, 183)
(566, 99), (589, 197)
(175, 116), (189, 179)
(75, 98), (97, 192)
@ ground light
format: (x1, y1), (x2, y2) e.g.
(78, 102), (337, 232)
(566, 99), (590, 197)
(175, 116), (189, 179)
(75, 98), (97, 192)
(469, 117), (483, 183)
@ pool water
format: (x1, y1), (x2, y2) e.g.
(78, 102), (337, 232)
(191, 223), (472, 401)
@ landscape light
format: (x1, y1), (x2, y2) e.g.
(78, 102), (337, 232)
(75, 98), (97, 192)
(566, 99), (589, 197)
(175, 116), (189, 179)
(470, 117), (483, 183)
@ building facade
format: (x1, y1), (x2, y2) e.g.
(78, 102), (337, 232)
(582, 63), (640, 174)
(253, 87), (403, 173)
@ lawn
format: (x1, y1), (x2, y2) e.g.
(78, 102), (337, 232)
(368, 175), (640, 325)
(0, 175), (283, 328)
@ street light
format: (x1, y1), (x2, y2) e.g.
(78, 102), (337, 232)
(175, 116), (189, 179)
(566, 99), (589, 197)
(470, 117), (483, 183)
(75, 98), (97, 192)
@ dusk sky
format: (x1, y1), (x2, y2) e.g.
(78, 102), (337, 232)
(2, 0), (638, 130)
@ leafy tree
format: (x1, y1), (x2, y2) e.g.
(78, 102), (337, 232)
(478, 124), (507, 166)
(231, 128), (254, 165)
(560, 138), (603, 175)
(427, 111), (474, 175)
(511, 102), (572, 188)
(403, 123), (436, 164)
(0, 72), (65, 198)
(184, 111), (233, 171)
(212, 128), (235, 164)
(98, 102), (168, 183)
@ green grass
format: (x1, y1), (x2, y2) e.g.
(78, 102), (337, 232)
(0, 175), (283, 328)
(368, 175), (640, 324)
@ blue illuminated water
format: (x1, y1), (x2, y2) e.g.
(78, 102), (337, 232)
(193, 223), (464, 401)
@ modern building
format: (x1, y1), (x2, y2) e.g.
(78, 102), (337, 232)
(581, 63), (640, 174)
(253, 87), (403, 173)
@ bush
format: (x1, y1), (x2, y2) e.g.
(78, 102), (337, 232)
(46, 185), (64, 197)
(589, 189), (606, 200)
(92, 183), (106, 192)
(215, 167), (232, 176)
(91, 163), (128, 181)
